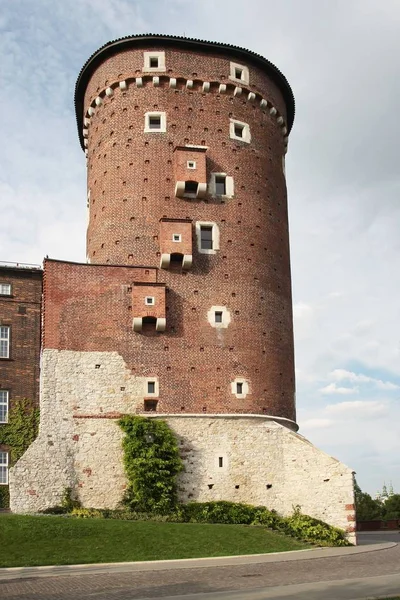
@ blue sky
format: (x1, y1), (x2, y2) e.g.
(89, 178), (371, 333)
(1, 0), (399, 496)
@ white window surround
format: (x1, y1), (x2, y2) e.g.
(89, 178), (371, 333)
(0, 284), (11, 295)
(0, 326), (10, 359)
(187, 160), (196, 169)
(144, 112), (166, 133)
(229, 62), (249, 85)
(196, 222), (219, 255)
(231, 377), (249, 399)
(145, 296), (155, 306)
(0, 451), (8, 485)
(230, 119), (251, 143)
(214, 453), (228, 472)
(172, 234), (182, 242)
(209, 173), (234, 198)
(0, 390), (8, 423)
(143, 51), (166, 73)
(207, 305), (231, 329)
(145, 378), (159, 397)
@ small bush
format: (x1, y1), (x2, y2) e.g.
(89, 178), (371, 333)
(0, 486), (10, 509)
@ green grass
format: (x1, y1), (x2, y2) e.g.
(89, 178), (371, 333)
(0, 514), (310, 567)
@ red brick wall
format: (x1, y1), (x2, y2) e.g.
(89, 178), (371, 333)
(0, 267), (42, 410)
(173, 147), (207, 185)
(132, 283), (166, 320)
(56, 44), (296, 422)
(160, 220), (192, 257)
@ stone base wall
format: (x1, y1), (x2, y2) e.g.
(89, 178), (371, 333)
(10, 349), (355, 542)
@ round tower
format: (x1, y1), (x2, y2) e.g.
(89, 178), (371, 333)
(75, 35), (297, 428)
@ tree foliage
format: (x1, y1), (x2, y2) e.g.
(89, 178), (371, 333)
(354, 478), (383, 521)
(382, 494), (400, 520)
(118, 416), (183, 514)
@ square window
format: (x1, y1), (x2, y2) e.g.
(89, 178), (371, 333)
(200, 226), (213, 250)
(149, 115), (161, 129)
(172, 234), (181, 242)
(215, 176), (226, 195)
(0, 284), (11, 295)
(215, 311), (223, 323)
(236, 382), (243, 394)
(235, 68), (243, 80)
(187, 160), (196, 169)
(144, 399), (158, 411)
(145, 296), (155, 306)
(147, 381), (156, 395)
(0, 326), (10, 359)
(0, 390), (8, 423)
(234, 124), (244, 138)
(0, 451), (8, 485)
(149, 57), (159, 68)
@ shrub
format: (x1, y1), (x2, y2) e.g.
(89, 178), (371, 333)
(0, 486), (10, 510)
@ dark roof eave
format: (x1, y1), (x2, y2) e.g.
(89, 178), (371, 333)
(74, 34), (295, 150)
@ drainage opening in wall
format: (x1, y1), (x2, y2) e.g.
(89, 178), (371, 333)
(266, 484), (272, 489)
(218, 457), (223, 468)
(208, 484), (214, 489)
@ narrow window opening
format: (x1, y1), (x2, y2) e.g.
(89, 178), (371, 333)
(235, 68), (243, 79)
(234, 124), (244, 138)
(149, 115), (161, 130)
(144, 399), (158, 412)
(0, 390), (8, 423)
(149, 57), (159, 68)
(215, 176), (226, 195)
(236, 382), (243, 394)
(218, 457), (223, 468)
(0, 451), (8, 485)
(172, 233), (181, 242)
(215, 311), (223, 323)
(200, 226), (213, 250)
(184, 181), (198, 194)
(147, 381), (156, 395)
(0, 326), (10, 359)
(145, 296), (155, 306)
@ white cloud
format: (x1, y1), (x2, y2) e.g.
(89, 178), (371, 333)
(330, 369), (399, 390)
(325, 400), (388, 417)
(300, 418), (333, 430)
(319, 383), (359, 395)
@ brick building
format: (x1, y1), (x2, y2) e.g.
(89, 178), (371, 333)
(9, 35), (355, 538)
(0, 263), (42, 490)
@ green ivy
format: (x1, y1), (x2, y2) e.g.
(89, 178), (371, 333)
(0, 398), (39, 509)
(118, 415), (183, 514)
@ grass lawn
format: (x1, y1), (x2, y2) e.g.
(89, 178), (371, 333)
(0, 514), (310, 567)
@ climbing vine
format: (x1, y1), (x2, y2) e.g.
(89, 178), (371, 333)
(118, 415), (183, 514)
(0, 398), (39, 509)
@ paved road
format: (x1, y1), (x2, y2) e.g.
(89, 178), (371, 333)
(0, 539), (399, 600)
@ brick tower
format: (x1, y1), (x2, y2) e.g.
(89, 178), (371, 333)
(10, 36), (355, 540)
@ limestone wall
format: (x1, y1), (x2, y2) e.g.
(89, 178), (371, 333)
(10, 349), (355, 542)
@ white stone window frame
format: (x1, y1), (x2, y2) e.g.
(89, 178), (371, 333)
(145, 296), (155, 306)
(143, 51), (166, 73)
(230, 119), (251, 144)
(229, 61), (249, 85)
(215, 453), (228, 472)
(207, 305), (231, 329)
(172, 233), (182, 242)
(196, 221), (220, 255)
(0, 326), (10, 359)
(0, 451), (8, 485)
(209, 172), (234, 198)
(0, 283), (11, 296)
(187, 160), (196, 169)
(231, 377), (249, 399)
(144, 112), (167, 133)
(0, 390), (8, 424)
(145, 378), (159, 397)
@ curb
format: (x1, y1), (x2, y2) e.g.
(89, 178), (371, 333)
(0, 542), (396, 581)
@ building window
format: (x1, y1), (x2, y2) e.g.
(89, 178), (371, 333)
(215, 311), (223, 323)
(236, 382), (243, 395)
(215, 176), (226, 195)
(196, 222), (219, 255)
(144, 399), (158, 412)
(0, 326), (10, 359)
(0, 284), (11, 296)
(187, 160), (196, 169)
(218, 457), (223, 468)
(145, 296), (155, 306)
(143, 51), (166, 72)
(209, 173), (234, 198)
(230, 119), (251, 143)
(231, 378), (249, 398)
(0, 391), (8, 423)
(172, 234), (182, 242)
(147, 381), (156, 394)
(200, 226), (213, 250)
(229, 62), (249, 85)
(0, 451), (8, 485)
(144, 112), (166, 133)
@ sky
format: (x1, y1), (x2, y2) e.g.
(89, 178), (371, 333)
(0, 0), (399, 496)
